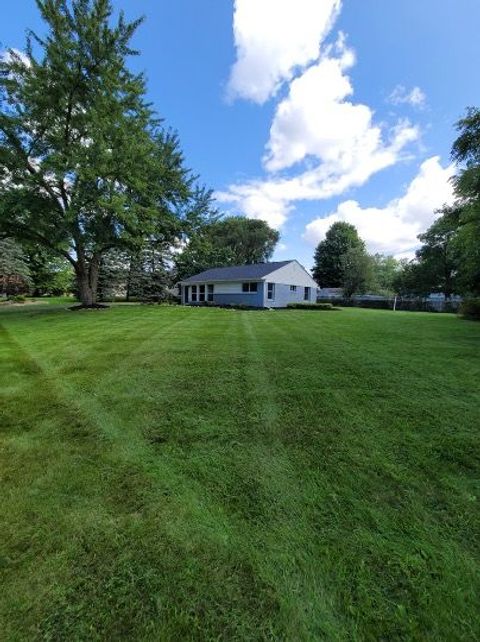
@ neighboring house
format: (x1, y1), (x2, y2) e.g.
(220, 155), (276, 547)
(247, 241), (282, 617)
(179, 260), (318, 308)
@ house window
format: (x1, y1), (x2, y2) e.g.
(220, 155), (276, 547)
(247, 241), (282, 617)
(184, 286), (189, 303)
(267, 282), (275, 300)
(207, 284), (214, 302)
(242, 282), (258, 293)
(191, 285), (197, 302)
(290, 285), (297, 292)
(304, 287), (310, 301)
(199, 284), (205, 302)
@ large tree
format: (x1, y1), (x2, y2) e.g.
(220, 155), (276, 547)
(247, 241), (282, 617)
(174, 216), (279, 281)
(451, 107), (480, 294)
(415, 206), (461, 300)
(0, 0), (196, 307)
(312, 222), (366, 287)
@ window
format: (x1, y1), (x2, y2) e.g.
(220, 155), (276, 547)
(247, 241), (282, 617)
(304, 287), (310, 301)
(207, 284), (214, 302)
(290, 285), (297, 292)
(199, 284), (205, 302)
(242, 282), (258, 293)
(267, 282), (275, 300)
(191, 285), (197, 302)
(184, 286), (189, 303)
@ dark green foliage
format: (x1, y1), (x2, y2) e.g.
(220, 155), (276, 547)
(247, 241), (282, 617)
(0, 238), (32, 295)
(452, 107), (480, 203)
(415, 206), (462, 299)
(175, 216), (280, 281)
(22, 244), (74, 295)
(98, 244), (173, 302)
(312, 222), (365, 287)
(1, 304), (479, 639)
(341, 246), (374, 298)
(459, 298), (480, 320)
(286, 302), (337, 310)
(450, 108), (480, 295)
(0, 0), (197, 306)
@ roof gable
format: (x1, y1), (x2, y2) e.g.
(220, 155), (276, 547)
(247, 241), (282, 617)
(181, 261), (294, 283)
(266, 260), (318, 288)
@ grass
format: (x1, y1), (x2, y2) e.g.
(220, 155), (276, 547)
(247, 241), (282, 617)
(1, 303), (479, 641)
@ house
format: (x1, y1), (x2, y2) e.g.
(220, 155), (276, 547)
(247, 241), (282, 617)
(179, 260), (318, 308)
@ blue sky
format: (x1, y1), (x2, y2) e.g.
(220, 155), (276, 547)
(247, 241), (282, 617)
(3, 0), (480, 268)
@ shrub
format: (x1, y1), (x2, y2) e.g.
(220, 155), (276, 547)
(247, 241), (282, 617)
(459, 298), (480, 321)
(286, 302), (337, 311)
(9, 294), (27, 303)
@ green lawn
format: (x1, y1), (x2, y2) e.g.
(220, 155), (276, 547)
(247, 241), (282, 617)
(1, 304), (479, 641)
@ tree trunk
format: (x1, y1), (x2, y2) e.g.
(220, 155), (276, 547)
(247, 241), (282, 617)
(75, 255), (102, 307)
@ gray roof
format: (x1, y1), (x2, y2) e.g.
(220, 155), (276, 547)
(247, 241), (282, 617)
(181, 260), (294, 283)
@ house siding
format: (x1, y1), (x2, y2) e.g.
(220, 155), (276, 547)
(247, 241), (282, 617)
(213, 291), (265, 307)
(183, 282), (265, 307)
(265, 283), (314, 308)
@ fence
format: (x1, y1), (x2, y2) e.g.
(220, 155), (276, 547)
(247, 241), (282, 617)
(317, 294), (461, 313)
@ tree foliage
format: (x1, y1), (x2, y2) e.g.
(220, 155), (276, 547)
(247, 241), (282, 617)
(312, 222), (365, 287)
(0, 0), (199, 307)
(341, 246), (374, 298)
(370, 254), (403, 296)
(174, 216), (279, 281)
(0, 238), (32, 295)
(451, 107), (480, 295)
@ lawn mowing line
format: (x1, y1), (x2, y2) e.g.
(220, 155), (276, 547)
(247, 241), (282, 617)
(238, 314), (343, 637)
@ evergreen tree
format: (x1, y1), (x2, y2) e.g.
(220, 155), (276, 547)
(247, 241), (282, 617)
(0, 0), (195, 307)
(0, 238), (32, 295)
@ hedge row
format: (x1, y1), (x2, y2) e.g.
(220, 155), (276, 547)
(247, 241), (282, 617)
(286, 302), (338, 311)
(459, 299), (480, 320)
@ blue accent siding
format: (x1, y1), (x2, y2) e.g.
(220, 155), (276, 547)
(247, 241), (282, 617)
(213, 291), (265, 307)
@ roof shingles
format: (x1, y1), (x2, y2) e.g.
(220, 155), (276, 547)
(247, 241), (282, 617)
(181, 261), (293, 283)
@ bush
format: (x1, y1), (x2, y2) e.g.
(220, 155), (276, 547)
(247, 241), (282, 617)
(459, 298), (480, 320)
(286, 302), (337, 311)
(8, 294), (27, 303)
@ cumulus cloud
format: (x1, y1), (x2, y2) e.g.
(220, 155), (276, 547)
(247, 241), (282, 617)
(218, 37), (419, 229)
(227, 0), (341, 103)
(303, 156), (455, 256)
(388, 85), (426, 109)
(263, 36), (418, 174)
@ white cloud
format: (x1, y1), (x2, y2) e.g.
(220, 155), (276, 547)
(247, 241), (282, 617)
(263, 36), (418, 175)
(303, 156), (455, 256)
(227, 0), (341, 104)
(218, 37), (419, 229)
(0, 48), (31, 67)
(388, 85), (426, 109)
